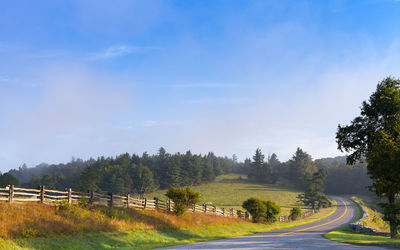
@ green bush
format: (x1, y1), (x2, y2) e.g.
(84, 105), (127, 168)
(242, 198), (281, 223)
(263, 200), (281, 223)
(242, 198), (267, 223)
(290, 206), (302, 221)
(166, 186), (201, 215)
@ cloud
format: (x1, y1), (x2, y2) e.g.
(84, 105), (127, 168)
(89, 45), (161, 60)
(0, 65), (134, 171)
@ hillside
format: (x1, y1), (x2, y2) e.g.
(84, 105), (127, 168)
(0, 200), (336, 249)
(146, 174), (311, 215)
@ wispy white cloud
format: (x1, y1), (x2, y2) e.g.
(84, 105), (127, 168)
(89, 45), (161, 60)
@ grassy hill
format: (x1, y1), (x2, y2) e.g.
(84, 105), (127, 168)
(0, 174), (336, 249)
(146, 174), (311, 215)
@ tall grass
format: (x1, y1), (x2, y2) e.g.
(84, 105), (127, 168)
(0, 201), (336, 249)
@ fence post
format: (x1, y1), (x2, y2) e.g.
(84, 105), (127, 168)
(213, 206), (217, 215)
(204, 204), (207, 213)
(144, 198), (147, 209)
(40, 185), (45, 203)
(167, 199), (171, 212)
(8, 185), (14, 203)
(88, 190), (93, 203)
(109, 193), (113, 207)
(222, 208), (225, 216)
(126, 194), (130, 208)
(67, 188), (72, 204)
(154, 197), (158, 209)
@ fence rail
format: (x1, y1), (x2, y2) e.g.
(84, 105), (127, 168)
(0, 185), (316, 222)
(0, 185), (251, 219)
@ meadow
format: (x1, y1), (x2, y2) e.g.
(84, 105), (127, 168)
(0, 174), (337, 249)
(146, 174), (311, 215)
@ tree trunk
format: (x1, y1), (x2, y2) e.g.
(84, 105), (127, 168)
(388, 196), (399, 238)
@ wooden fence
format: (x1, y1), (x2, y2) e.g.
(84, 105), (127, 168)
(0, 185), (251, 219)
(0, 185), (317, 222)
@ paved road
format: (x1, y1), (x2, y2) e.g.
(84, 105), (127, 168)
(157, 197), (384, 250)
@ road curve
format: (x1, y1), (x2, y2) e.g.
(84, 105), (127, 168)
(157, 197), (384, 250)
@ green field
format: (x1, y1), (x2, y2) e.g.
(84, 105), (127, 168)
(146, 174), (311, 215)
(324, 198), (400, 246)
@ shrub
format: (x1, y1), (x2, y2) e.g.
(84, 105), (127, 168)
(263, 200), (281, 223)
(242, 198), (266, 223)
(166, 186), (201, 215)
(290, 207), (302, 221)
(243, 198), (281, 223)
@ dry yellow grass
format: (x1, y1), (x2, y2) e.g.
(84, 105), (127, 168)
(0, 202), (244, 239)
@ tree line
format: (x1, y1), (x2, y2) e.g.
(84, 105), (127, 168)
(3, 148), (372, 197)
(236, 148), (371, 195)
(5, 148), (236, 196)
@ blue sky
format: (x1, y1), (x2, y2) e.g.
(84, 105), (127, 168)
(1, 0), (400, 171)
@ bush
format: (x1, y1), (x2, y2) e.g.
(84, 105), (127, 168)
(242, 198), (267, 223)
(263, 200), (281, 223)
(290, 206), (302, 221)
(242, 198), (281, 223)
(166, 186), (201, 215)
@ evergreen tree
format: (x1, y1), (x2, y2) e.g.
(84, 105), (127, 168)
(298, 169), (329, 210)
(288, 148), (317, 187)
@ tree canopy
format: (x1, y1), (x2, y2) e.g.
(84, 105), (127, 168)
(337, 77), (400, 238)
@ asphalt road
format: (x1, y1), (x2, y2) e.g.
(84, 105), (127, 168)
(157, 197), (384, 250)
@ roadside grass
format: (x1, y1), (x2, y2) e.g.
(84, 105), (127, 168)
(324, 198), (400, 245)
(0, 174), (339, 249)
(146, 174), (311, 215)
(0, 201), (337, 250)
(352, 197), (389, 232)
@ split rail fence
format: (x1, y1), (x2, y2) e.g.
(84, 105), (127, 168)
(0, 185), (317, 222)
(0, 185), (251, 219)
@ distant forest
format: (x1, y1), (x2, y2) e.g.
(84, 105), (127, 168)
(0, 147), (372, 196)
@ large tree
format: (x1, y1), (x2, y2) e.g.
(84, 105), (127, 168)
(337, 77), (400, 238)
